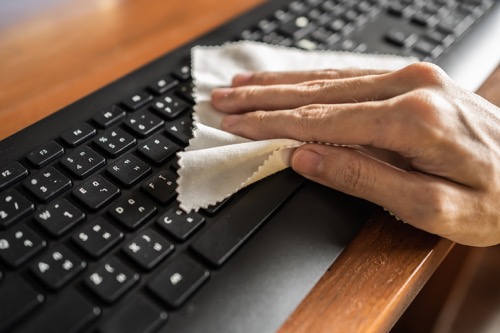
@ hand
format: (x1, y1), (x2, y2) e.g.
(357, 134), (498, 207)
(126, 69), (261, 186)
(211, 63), (500, 246)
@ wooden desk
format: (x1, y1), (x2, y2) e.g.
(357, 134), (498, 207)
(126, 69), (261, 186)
(1, 1), (498, 332)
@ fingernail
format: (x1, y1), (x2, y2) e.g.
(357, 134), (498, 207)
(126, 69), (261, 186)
(292, 149), (322, 177)
(232, 73), (253, 86)
(221, 114), (242, 130)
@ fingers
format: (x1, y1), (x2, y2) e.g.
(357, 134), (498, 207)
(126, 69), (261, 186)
(212, 72), (405, 114)
(231, 68), (388, 87)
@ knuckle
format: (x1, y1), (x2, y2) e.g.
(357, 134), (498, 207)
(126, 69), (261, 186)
(335, 153), (372, 195)
(413, 183), (456, 235)
(296, 80), (330, 104)
(400, 62), (448, 87)
(291, 105), (329, 140)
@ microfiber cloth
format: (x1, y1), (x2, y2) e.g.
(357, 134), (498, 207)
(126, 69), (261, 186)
(176, 41), (417, 212)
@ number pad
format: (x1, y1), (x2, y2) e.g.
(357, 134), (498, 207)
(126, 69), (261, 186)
(72, 175), (120, 211)
(60, 146), (105, 179)
(72, 217), (123, 258)
(23, 166), (72, 202)
(123, 229), (174, 270)
(31, 245), (86, 290)
(93, 128), (136, 158)
(84, 257), (139, 303)
(0, 225), (46, 267)
(0, 190), (34, 228)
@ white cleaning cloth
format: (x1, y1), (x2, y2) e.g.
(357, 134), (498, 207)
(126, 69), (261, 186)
(177, 41), (417, 212)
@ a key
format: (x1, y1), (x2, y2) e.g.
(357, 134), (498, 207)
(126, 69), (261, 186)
(0, 277), (44, 332)
(151, 93), (190, 120)
(72, 217), (123, 258)
(384, 29), (418, 48)
(106, 154), (151, 188)
(93, 127), (136, 158)
(31, 245), (86, 290)
(123, 109), (164, 137)
(18, 289), (100, 333)
(279, 16), (317, 40)
(165, 112), (194, 145)
(60, 146), (106, 179)
(0, 225), (46, 267)
(141, 169), (177, 204)
(148, 76), (179, 95)
(73, 175), (120, 211)
(0, 189), (34, 228)
(108, 193), (157, 230)
(93, 105), (127, 128)
(98, 294), (167, 333)
(121, 91), (153, 111)
(123, 229), (174, 270)
(148, 255), (209, 308)
(61, 123), (97, 147)
(35, 198), (85, 237)
(172, 65), (191, 81)
(157, 206), (205, 241)
(176, 81), (195, 104)
(26, 141), (64, 168)
(23, 166), (72, 202)
(137, 134), (179, 165)
(0, 162), (28, 190)
(84, 257), (140, 303)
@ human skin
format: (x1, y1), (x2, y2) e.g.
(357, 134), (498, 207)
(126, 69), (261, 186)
(211, 63), (500, 247)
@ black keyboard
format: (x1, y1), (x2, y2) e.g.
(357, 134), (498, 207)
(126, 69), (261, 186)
(1, 0), (499, 332)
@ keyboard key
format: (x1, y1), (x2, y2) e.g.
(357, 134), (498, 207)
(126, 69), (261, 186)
(106, 154), (151, 188)
(123, 229), (174, 270)
(35, 198), (85, 237)
(148, 76), (179, 95)
(23, 166), (72, 202)
(279, 16), (317, 40)
(93, 105), (127, 128)
(0, 161), (28, 190)
(73, 175), (120, 211)
(191, 172), (302, 266)
(26, 141), (65, 168)
(151, 93), (190, 120)
(157, 206), (205, 241)
(85, 257), (140, 303)
(19, 288), (100, 333)
(176, 81), (195, 104)
(0, 225), (46, 267)
(93, 127), (136, 157)
(72, 217), (123, 258)
(384, 29), (418, 48)
(31, 245), (86, 290)
(172, 65), (191, 81)
(141, 169), (177, 204)
(60, 146), (106, 179)
(123, 109), (164, 137)
(60, 123), (97, 147)
(98, 294), (167, 333)
(137, 134), (179, 165)
(109, 193), (157, 230)
(437, 11), (474, 36)
(0, 277), (44, 332)
(0, 189), (34, 228)
(165, 112), (194, 145)
(148, 255), (209, 308)
(413, 39), (444, 59)
(122, 91), (153, 111)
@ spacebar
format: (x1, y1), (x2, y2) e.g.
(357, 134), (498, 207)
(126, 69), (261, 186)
(190, 170), (303, 267)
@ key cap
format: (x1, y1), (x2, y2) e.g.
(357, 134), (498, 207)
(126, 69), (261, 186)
(148, 255), (209, 308)
(23, 166), (72, 202)
(123, 229), (174, 270)
(35, 198), (85, 237)
(19, 288), (100, 333)
(61, 123), (97, 147)
(279, 16), (317, 40)
(0, 225), (46, 267)
(73, 175), (120, 211)
(157, 206), (205, 241)
(148, 76), (179, 95)
(31, 245), (86, 290)
(109, 193), (157, 230)
(151, 93), (190, 120)
(123, 109), (164, 137)
(137, 134), (179, 165)
(106, 154), (151, 187)
(0, 189), (34, 228)
(98, 294), (167, 333)
(122, 91), (153, 111)
(165, 112), (194, 145)
(72, 217), (123, 258)
(93, 128), (136, 158)
(141, 169), (177, 204)
(93, 105), (127, 128)
(26, 141), (64, 168)
(0, 277), (44, 332)
(413, 39), (444, 59)
(0, 162), (28, 190)
(60, 146), (106, 179)
(172, 65), (191, 81)
(191, 171), (303, 266)
(176, 81), (195, 104)
(384, 29), (418, 48)
(85, 257), (140, 303)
